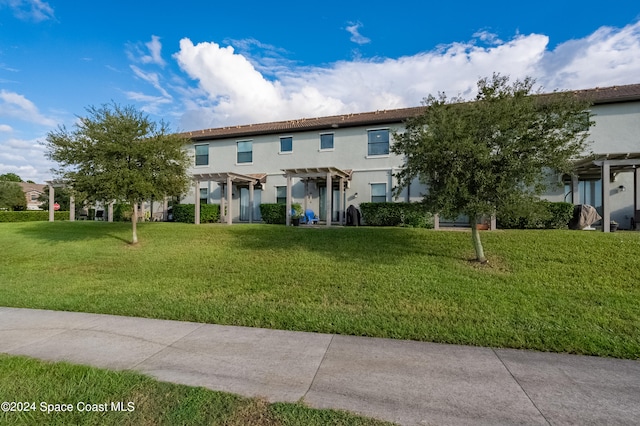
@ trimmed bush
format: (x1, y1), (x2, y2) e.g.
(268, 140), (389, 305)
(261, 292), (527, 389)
(497, 200), (574, 229)
(173, 204), (220, 223)
(359, 202), (434, 228)
(113, 203), (132, 222)
(260, 203), (286, 224)
(0, 211), (69, 222)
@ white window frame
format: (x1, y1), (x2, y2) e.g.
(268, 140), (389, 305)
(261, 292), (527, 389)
(366, 128), (390, 158)
(194, 143), (209, 167)
(279, 136), (293, 154)
(370, 182), (387, 203)
(236, 140), (253, 165)
(319, 132), (335, 151)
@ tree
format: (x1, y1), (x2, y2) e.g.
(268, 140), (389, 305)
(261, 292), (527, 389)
(38, 186), (73, 211)
(0, 173), (22, 182)
(392, 74), (593, 263)
(45, 103), (191, 244)
(0, 181), (27, 211)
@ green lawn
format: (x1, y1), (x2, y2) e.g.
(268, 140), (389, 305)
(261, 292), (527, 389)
(1, 221), (639, 359)
(0, 354), (391, 425)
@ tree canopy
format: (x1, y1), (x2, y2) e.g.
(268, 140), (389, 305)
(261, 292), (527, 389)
(0, 173), (23, 182)
(45, 103), (191, 243)
(392, 74), (593, 263)
(0, 181), (27, 211)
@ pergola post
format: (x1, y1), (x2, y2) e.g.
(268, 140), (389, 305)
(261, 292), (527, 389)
(226, 175), (233, 225)
(635, 166), (640, 213)
(326, 172), (332, 227)
(163, 196), (168, 222)
(601, 162), (610, 232)
(339, 178), (345, 225)
(571, 174), (580, 204)
(249, 181), (254, 224)
(108, 201), (114, 222)
(286, 175), (292, 226)
(303, 180), (308, 213)
(194, 179), (201, 225)
(433, 213), (440, 230)
(69, 195), (75, 221)
(489, 215), (497, 230)
(48, 184), (55, 222)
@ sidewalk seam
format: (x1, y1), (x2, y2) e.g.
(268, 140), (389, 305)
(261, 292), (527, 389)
(128, 323), (207, 370)
(302, 334), (335, 401)
(492, 348), (552, 426)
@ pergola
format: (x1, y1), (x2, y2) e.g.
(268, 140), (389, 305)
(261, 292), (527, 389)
(570, 152), (640, 232)
(282, 167), (352, 226)
(192, 172), (266, 225)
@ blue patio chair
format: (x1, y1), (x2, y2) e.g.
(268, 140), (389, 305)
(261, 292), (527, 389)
(302, 209), (318, 225)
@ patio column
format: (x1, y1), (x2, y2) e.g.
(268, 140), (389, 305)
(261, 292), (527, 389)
(489, 215), (496, 231)
(249, 181), (254, 224)
(601, 162), (610, 232)
(163, 196), (168, 222)
(339, 177), (345, 225)
(220, 184), (226, 223)
(286, 174), (292, 226)
(303, 180), (308, 212)
(635, 166), (640, 213)
(69, 195), (75, 221)
(571, 174), (580, 204)
(326, 172), (332, 227)
(108, 201), (114, 222)
(226, 175), (233, 225)
(194, 179), (200, 225)
(48, 184), (54, 222)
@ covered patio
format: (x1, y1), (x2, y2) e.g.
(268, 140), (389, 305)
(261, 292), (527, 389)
(282, 167), (352, 227)
(192, 172), (266, 225)
(569, 152), (640, 232)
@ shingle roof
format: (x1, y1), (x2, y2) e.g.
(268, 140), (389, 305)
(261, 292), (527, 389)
(184, 83), (640, 141)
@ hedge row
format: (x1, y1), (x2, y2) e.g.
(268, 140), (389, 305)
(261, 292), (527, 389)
(497, 200), (574, 229)
(359, 202), (434, 228)
(0, 211), (70, 222)
(259, 203), (286, 224)
(172, 204), (220, 223)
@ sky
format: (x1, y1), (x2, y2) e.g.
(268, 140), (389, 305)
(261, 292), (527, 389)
(1, 1), (640, 183)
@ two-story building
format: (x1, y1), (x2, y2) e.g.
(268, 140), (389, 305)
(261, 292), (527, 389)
(183, 83), (640, 230)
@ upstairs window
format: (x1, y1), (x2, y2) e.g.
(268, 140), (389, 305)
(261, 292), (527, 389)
(320, 133), (334, 150)
(195, 144), (209, 166)
(368, 129), (389, 156)
(280, 136), (293, 153)
(237, 140), (253, 164)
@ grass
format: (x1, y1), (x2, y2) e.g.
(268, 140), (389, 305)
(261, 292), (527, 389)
(1, 221), (639, 359)
(0, 354), (391, 425)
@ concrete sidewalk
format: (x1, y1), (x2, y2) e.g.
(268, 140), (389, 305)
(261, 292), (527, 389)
(1, 307), (638, 425)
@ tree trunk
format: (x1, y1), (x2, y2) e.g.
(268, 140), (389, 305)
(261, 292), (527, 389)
(471, 218), (487, 263)
(131, 203), (138, 244)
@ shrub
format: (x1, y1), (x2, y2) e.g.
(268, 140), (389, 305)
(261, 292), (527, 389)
(359, 202), (434, 228)
(260, 203), (286, 224)
(0, 211), (69, 222)
(113, 203), (132, 222)
(497, 200), (574, 229)
(173, 204), (220, 223)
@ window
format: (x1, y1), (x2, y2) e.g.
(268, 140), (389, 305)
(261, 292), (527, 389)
(199, 188), (208, 205)
(320, 133), (334, 150)
(368, 129), (389, 156)
(30, 194), (38, 201)
(280, 136), (293, 153)
(276, 186), (286, 204)
(195, 144), (209, 166)
(371, 183), (387, 203)
(237, 140), (252, 164)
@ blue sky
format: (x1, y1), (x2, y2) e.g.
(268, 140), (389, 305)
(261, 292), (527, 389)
(1, 0), (640, 182)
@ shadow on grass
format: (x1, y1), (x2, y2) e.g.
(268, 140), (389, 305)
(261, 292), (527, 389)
(227, 225), (472, 265)
(9, 221), (133, 244)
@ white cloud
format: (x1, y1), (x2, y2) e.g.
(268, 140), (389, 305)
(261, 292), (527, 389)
(171, 21), (640, 131)
(127, 35), (166, 67)
(346, 22), (371, 45)
(0, 136), (53, 183)
(0, 90), (56, 126)
(0, 124), (13, 132)
(1, 0), (54, 22)
(129, 65), (172, 99)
